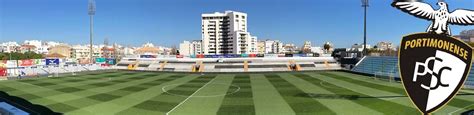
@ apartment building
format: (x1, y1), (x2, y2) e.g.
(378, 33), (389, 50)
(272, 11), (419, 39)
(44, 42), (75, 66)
(179, 40), (203, 56)
(201, 11), (257, 55)
(264, 39), (283, 54)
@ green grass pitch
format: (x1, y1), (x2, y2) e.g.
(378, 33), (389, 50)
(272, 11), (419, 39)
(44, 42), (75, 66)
(0, 70), (473, 115)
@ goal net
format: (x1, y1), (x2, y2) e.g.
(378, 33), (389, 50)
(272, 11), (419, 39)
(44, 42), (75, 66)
(374, 71), (395, 82)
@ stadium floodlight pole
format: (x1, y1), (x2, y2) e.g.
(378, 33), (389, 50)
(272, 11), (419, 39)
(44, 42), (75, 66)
(361, 0), (369, 56)
(88, 0), (96, 64)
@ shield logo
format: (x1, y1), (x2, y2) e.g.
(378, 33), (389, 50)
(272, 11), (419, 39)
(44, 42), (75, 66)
(399, 33), (473, 114)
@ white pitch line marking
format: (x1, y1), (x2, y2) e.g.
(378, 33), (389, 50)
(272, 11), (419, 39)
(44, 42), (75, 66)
(166, 77), (217, 115)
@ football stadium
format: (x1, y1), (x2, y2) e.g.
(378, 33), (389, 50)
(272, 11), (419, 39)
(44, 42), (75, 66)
(2, 0), (474, 115)
(0, 55), (473, 115)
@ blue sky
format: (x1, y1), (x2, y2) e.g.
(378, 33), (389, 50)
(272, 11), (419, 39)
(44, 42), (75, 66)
(1, 0), (473, 48)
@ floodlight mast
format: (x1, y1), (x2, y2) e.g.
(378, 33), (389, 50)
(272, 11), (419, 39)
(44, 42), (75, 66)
(88, 0), (96, 64)
(361, 0), (369, 56)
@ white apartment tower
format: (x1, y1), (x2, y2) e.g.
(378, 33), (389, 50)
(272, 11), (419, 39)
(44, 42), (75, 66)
(202, 11), (257, 55)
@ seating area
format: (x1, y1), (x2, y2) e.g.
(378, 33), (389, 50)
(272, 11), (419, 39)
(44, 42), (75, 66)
(466, 67), (474, 89)
(351, 56), (399, 78)
(5, 64), (110, 78)
(352, 56), (474, 89)
(114, 57), (342, 72)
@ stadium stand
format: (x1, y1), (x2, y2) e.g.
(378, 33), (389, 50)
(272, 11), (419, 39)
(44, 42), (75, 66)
(466, 67), (474, 89)
(352, 56), (474, 89)
(351, 56), (399, 79)
(114, 57), (341, 72)
(4, 64), (111, 80)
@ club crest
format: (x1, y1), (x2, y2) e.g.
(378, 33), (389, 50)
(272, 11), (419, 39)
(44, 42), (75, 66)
(393, 0), (474, 114)
(399, 33), (472, 114)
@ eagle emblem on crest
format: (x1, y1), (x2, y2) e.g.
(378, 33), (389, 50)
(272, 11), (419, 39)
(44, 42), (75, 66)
(392, 0), (474, 35)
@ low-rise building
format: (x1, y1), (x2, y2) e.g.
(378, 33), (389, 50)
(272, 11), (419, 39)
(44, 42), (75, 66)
(351, 43), (371, 52)
(19, 45), (36, 53)
(71, 45), (90, 60)
(264, 39), (283, 54)
(458, 29), (474, 42)
(0, 42), (20, 53)
(311, 47), (324, 54)
(101, 46), (116, 59)
(376, 42), (395, 51)
(123, 47), (136, 55)
(301, 41), (312, 53)
(48, 45), (72, 58)
(179, 40), (203, 56)
(179, 41), (192, 56)
(282, 43), (297, 54)
(135, 43), (160, 55)
(257, 41), (265, 54)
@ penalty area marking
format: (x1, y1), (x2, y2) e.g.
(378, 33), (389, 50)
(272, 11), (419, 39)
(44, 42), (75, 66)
(162, 83), (240, 98)
(319, 81), (400, 100)
(166, 77), (217, 115)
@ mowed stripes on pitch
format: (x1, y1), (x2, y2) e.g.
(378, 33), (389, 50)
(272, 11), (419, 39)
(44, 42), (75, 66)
(117, 74), (217, 114)
(1, 71), (168, 113)
(0, 72), (129, 102)
(291, 73), (418, 114)
(0, 71), (472, 114)
(323, 71), (474, 114)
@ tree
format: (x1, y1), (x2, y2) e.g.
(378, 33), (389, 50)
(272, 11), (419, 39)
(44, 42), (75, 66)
(0, 52), (43, 60)
(323, 43), (331, 52)
(170, 45), (177, 55)
(0, 53), (6, 60)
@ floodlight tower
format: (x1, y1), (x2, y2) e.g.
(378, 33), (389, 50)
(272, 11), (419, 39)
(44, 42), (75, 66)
(361, 0), (369, 56)
(88, 0), (96, 64)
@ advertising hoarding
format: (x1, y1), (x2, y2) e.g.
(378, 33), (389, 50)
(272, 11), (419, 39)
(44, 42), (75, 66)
(46, 59), (59, 65)
(95, 58), (106, 64)
(6, 60), (17, 68)
(20, 59), (34, 66)
(0, 60), (6, 68)
(0, 60), (6, 76)
(0, 68), (6, 76)
(140, 55), (157, 58)
(106, 58), (116, 65)
(196, 54), (205, 58)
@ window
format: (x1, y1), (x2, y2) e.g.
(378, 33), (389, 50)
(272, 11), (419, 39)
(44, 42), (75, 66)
(242, 16), (245, 19)
(236, 15), (239, 18)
